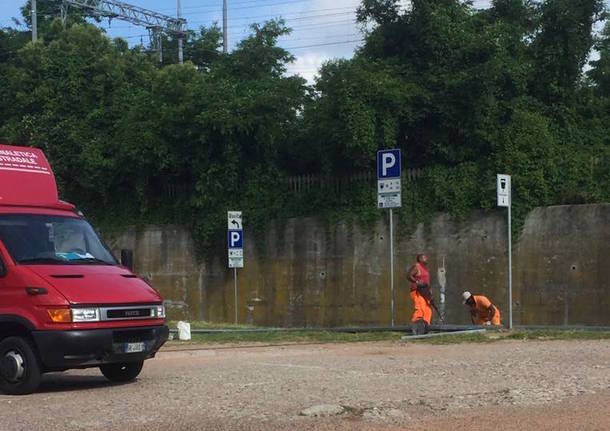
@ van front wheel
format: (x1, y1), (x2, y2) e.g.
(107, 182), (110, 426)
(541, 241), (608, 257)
(0, 336), (42, 395)
(100, 361), (144, 382)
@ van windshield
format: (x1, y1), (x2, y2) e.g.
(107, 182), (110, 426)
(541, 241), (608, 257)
(0, 214), (117, 265)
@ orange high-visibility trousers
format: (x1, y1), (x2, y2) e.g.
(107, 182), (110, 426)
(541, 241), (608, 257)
(474, 305), (501, 325)
(410, 290), (432, 325)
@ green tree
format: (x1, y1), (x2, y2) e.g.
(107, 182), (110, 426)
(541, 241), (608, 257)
(0, 24), (156, 208)
(529, 0), (605, 103)
(588, 22), (610, 95)
(19, 0), (98, 39)
(1, 0), (608, 255)
(300, 58), (415, 173)
(0, 27), (30, 62)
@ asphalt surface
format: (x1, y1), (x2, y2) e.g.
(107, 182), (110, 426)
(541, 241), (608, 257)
(0, 339), (609, 430)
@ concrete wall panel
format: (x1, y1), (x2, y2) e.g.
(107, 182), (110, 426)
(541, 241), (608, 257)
(105, 204), (609, 327)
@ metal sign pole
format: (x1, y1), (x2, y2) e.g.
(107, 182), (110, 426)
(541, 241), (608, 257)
(227, 210), (243, 324)
(377, 149), (401, 328)
(234, 267), (238, 324)
(497, 174), (512, 329)
(389, 208), (395, 328)
(508, 201), (512, 329)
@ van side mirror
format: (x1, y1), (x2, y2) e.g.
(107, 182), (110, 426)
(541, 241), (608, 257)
(0, 258), (6, 278)
(120, 249), (134, 271)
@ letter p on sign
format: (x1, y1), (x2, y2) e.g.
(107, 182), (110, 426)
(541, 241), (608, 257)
(377, 149), (401, 179)
(383, 154), (395, 177)
(228, 230), (243, 248)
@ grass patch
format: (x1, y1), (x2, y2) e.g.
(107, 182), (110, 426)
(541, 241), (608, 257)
(168, 330), (404, 345)
(506, 330), (610, 341)
(164, 323), (610, 346)
(167, 320), (256, 330)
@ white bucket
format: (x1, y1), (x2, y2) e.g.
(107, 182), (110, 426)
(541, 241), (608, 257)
(177, 321), (191, 341)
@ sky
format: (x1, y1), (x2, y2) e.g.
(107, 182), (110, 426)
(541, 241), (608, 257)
(0, 0), (488, 82)
(0, 0), (607, 83)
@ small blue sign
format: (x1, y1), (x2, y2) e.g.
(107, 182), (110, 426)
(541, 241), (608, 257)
(377, 149), (401, 179)
(228, 230), (243, 248)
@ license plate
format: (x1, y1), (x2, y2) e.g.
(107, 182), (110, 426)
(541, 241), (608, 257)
(124, 342), (145, 353)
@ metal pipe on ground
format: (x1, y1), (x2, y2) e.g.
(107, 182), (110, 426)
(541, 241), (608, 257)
(171, 326), (411, 334)
(401, 329), (487, 340)
(168, 324), (610, 334)
(168, 324), (487, 334)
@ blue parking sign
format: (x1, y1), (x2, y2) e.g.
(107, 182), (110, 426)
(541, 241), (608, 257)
(377, 149), (401, 179)
(228, 230), (243, 248)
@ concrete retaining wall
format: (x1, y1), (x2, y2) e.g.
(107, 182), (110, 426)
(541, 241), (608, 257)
(105, 204), (610, 326)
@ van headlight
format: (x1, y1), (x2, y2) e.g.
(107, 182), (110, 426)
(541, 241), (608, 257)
(72, 308), (100, 322)
(154, 305), (166, 319)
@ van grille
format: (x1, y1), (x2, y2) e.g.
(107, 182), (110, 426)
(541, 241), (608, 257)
(100, 306), (154, 321)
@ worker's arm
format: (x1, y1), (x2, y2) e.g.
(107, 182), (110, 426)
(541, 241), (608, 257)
(407, 264), (419, 283)
(470, 309), (476, 325)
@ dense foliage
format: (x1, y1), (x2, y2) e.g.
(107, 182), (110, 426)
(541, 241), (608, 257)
(0, 0), (608, 256)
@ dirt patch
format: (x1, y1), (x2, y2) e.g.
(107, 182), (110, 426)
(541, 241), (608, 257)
(0, 339), (608, 430)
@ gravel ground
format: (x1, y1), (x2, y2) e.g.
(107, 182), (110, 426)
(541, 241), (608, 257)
(0, 339), (609, 430)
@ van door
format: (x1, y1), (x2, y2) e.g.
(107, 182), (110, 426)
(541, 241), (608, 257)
(0, 240), (42, 328)
(0, 241), (21, 319)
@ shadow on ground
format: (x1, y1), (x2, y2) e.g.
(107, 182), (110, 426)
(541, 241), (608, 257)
(36, 373), (133, 394)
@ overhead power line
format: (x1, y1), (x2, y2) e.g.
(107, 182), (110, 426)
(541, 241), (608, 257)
(283, 39), (364, 50)
(159, 0), (356, 14)
(187, 9), (359, 27)
(107, 6), (361, 30)
(62, 0), (185, 35)
(61, 0), (186, 62)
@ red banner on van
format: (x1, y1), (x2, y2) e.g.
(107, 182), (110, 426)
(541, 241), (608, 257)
(0, 144), (59, 207)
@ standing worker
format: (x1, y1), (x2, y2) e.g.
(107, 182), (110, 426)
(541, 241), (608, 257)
(462, 291), (501, 326)
(408, 253), (433, 334)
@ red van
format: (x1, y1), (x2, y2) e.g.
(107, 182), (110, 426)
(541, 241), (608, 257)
(0, 144), (168, 394)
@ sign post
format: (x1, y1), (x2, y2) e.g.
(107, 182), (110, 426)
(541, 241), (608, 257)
(377, 149), (401, 327)
(227, 211), (243, 324)
(497, 174), (512, 329)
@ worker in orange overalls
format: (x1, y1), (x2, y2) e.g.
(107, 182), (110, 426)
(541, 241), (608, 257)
(462, 291), (501, 326)
(408, 253), (433, 334)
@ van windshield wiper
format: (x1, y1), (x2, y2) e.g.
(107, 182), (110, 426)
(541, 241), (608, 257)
(68, 257), (113, 265)
(19, 257), (68, 264)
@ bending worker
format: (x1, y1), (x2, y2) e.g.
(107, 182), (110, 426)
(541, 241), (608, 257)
(462, 291), (501, 326)
(407, 253), (433, 334)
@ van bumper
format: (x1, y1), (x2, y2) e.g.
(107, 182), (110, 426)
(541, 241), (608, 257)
(32, 325), (169, 371)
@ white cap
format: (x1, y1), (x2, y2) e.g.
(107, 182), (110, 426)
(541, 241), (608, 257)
(462, 291), (472, 304)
